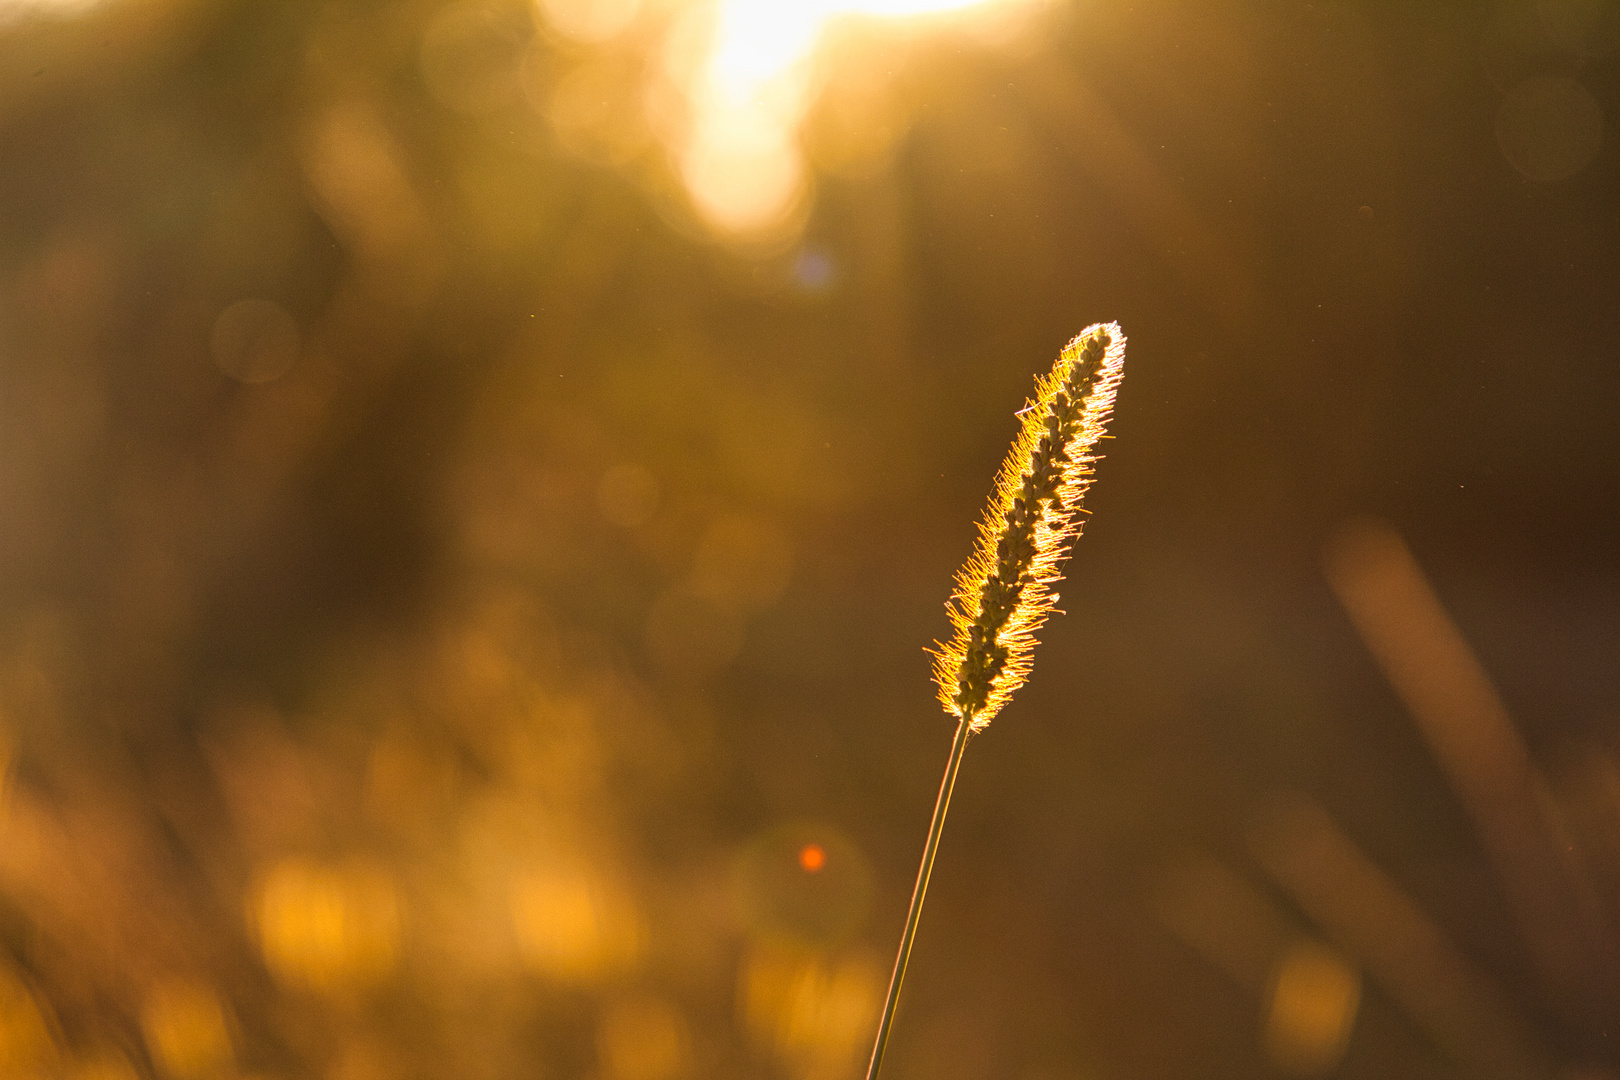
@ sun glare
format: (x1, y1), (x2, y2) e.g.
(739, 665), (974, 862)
(673, 0), (1027, 237)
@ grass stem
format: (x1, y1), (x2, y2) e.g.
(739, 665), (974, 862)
(864, 714), (974, 1080)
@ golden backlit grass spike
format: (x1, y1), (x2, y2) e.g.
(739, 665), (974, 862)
(866, 324), (1124, 1080)
(933, 321), (1126, 731)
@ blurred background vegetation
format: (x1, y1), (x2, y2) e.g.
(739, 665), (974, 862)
(0, 1), (1617, 1079)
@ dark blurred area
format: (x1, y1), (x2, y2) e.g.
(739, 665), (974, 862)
(0, 1), (1617, 1078)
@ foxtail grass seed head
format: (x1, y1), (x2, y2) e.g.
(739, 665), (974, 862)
(933, 323), (1125, 731)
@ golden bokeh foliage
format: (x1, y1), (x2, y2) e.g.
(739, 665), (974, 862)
(139, 982), (232, 1080)
(739, 945), (882, 1066)
(0, 966), (54, 1073)
(598, 995), (690, 1080)
(252, 859), (401, 991)
(512, 865), (643, 982)
(0, 0), (1615, 1079)
(1263, 941), (1361, 1075)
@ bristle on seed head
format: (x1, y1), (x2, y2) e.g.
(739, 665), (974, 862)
(932, 323), (1125, 731)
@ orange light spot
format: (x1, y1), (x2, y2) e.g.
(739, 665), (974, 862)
(798, 844), (825, 873)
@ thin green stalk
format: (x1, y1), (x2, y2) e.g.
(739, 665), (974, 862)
(864, 714), (973, 1080)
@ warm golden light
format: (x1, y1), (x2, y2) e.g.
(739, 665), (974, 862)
(539, 0), (642, 43)
(739, 946), (881, 1065)
(0, 966), (53, 1074)
(0, 0), (108, 23)
(669, 0), (1029, 237)
(140, 982), (232, 1080)
(1263, 941), (1361, 1074)
(512, 866), (642, 981)
(598, 996), (690, 1080)
(252, 859), (401, 991)
(798, 843), (826, 873)
(66, 1050), (140, 1080)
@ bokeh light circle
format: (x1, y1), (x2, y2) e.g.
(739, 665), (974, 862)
(1496, 76), (1604, 182)
(538, 0), (641, 43)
